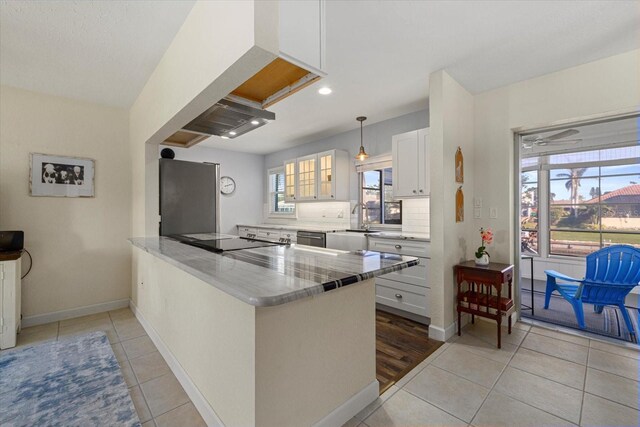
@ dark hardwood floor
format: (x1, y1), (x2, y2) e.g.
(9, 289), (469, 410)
(376, 309), (442, 394)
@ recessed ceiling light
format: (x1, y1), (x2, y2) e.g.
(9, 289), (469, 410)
(318, 87), (332, 95)
(221, 135), (229, 139)
(251, 120), (260, 125)
(229, 131), (237, 136)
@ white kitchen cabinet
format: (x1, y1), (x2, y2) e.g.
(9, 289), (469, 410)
(0, 256), (21, 350)
(279, 230), (297, 243)
(238, 226), (257, 239)
(284, 159), (297, 202)
(257, 229), (281, 241)
(279, 0), (325, 75)
(296, 154), (318, 201)
(317, 150), (349, 200)
(392, 128), (430, 198)
(284, 149), (349, 202)
(369, 236), (430, 318)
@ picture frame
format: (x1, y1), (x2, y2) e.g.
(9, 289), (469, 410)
(30, 153), (95, 197)
(456, 186), (464, 222)
(455, 147), (464, 183)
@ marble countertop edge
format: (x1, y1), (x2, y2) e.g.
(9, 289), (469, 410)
(129, 237), (418, 307)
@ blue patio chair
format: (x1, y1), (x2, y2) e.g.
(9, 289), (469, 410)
(544, 245), (640, 336)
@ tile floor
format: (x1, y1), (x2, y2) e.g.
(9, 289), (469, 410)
(343, 319), (640, 427)
(14, 308), (206, 427)
(13, 310), (640, 427)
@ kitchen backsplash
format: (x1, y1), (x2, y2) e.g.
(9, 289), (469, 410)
(263, 201), (351, 228)
(262, 198), (430, 235)
(401, 198), (430, 235)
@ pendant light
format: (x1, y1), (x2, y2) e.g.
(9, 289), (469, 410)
(356, 116), (369, 161)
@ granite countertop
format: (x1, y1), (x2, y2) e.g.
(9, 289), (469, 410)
(129, 237), (418, 307)
(366, 232), (430, 242)
(237, 224), (347, 233)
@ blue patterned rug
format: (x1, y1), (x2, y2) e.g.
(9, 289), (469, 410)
(521, 289), (640, 343)
(0, 331), (140, 426)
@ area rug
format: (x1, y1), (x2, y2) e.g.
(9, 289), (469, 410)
(521, 289), (640, 343)
(0, 331), (140, 427)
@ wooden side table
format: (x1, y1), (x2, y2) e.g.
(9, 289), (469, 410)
(455, 261), (515, 348)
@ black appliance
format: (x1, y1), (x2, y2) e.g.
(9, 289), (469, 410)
(0, 231), (24, 252)
(176, 235), (284, 253)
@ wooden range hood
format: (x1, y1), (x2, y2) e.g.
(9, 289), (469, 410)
(163, 58), (321, 148)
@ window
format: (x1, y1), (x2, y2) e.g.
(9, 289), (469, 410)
(548, 162), (640, 256)
(521, 170), (539, 255)
(268, 168), (295, 216)
(361, 168), (401, 225)
(521, 144), (640, 257)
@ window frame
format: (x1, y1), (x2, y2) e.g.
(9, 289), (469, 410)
(546, 161), (640, 257)
(360, 168), (402, 226)
(267, 167), (296, 218)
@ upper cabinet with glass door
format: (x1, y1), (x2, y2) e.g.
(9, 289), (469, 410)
(283, 149), (349, 202)
(317, 150), (349, 200)
(284, 159), (297, 202)
(296, 154), (317, 200)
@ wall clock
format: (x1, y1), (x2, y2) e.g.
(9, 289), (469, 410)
(220, 176), (236, 195)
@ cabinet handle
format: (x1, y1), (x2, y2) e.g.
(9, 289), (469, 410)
(395, 293), (403, 299)
(395, 245), (402, 249)
(413, 190), (417, 194)
(419, 189), (424, 193)
(314, 196), (317, 199)
(331, 195), (334, 198)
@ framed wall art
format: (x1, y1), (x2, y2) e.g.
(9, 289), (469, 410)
(30, 153), (95, 197)
(455, 146), (464, 183)
(456, 186), (464, 222)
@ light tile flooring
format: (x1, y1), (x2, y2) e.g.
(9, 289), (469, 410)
(14, 308), (206, 427)
(344, 320), (640, 427)
(12, 310), (640, 427)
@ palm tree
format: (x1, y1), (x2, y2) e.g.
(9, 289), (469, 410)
(589, 186), (600, 200)
(557, 168), (587, 217)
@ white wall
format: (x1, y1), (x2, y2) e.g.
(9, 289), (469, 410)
(428, 70), (476, 339)
(130, 0), (279, 237)
(158, 145), (265, 235)
(473, 49), (640, 265)
(0, 85), (131, 318)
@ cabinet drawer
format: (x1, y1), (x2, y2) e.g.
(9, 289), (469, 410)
(381, 257), (428, 287)
(279, 231), (297, 240)
(376, 277), (428, 295)
(368, 238), (429, 258)
(238, 227), (257, 238)
(376, 283), (428, 317)
(257, 229), (280, 241)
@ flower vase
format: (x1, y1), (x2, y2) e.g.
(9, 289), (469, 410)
(475, 254), (490, 266)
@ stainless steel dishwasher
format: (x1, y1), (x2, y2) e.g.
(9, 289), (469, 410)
(296, 231), (326, 247)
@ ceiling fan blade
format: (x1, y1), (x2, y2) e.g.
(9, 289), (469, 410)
(546, 129), (579, 141)
(545, 138), (582, 144)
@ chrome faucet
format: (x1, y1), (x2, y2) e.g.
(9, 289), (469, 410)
(351, 203), (370, 230)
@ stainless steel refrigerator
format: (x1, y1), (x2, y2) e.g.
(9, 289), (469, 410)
(159, 159), (220, 236)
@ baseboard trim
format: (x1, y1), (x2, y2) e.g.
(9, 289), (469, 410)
(428, 321), (457, 342)
(312, 380), (379, 427)
(21, 298), (130, 328)
(130, 300), (224, 427)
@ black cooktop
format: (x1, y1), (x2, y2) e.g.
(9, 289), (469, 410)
(177, 236), (282, 253)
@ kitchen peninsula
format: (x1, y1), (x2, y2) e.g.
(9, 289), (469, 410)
(129, 235), (418, 427)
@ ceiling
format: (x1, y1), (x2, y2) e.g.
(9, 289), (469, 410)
(1, 1), (638, 155)
(0, 0), (195, 107)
